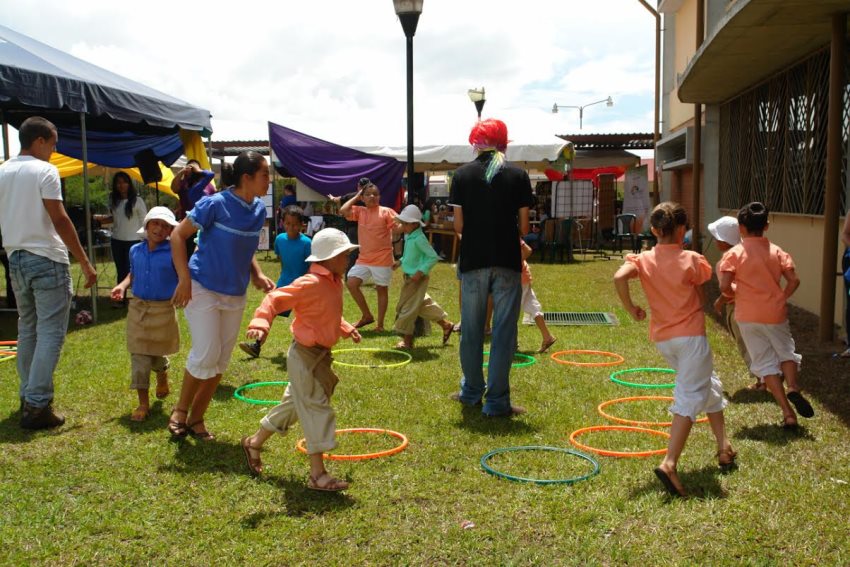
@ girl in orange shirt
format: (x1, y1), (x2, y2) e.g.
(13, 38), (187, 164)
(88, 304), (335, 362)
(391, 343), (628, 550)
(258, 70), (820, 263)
(614, 202), (735, 498)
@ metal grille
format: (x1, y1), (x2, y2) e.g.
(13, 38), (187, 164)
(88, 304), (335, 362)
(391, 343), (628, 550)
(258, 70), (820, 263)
(532, 312), (619, 326)
(719, 47), (849, 215)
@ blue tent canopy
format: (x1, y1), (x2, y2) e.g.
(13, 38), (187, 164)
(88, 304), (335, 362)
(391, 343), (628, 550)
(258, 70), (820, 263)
(0, 24), (212, 136)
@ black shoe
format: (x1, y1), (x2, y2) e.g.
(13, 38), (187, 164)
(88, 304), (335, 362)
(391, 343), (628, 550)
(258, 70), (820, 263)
(239, 341), (261, 359)
(20, 402), (65, 430)
(787, 391), (814, 418)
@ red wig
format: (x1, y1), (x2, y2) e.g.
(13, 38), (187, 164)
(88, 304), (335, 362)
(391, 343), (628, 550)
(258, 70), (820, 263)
(468, 119), (508, 151)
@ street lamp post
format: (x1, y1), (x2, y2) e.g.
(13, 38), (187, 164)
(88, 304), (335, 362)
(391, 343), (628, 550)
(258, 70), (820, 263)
(467, 87), (486, 120)
(393, 0), (423, 205)
(552, 96), (614, 129)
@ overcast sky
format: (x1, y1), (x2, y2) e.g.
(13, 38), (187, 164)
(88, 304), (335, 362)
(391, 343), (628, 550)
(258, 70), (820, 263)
(3, 0), (657, 150)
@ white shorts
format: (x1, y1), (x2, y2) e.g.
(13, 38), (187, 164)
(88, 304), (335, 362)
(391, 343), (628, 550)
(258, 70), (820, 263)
(737, 320), (802, 378)
(184, 280), (247, 380)
(520, 284), (543, 323)
(348, 263), (392, 287)
(655, 335), (727, 422)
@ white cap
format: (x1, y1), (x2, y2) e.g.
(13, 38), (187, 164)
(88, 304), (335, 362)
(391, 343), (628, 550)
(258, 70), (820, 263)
(137, 206), (178, 236)
(396, 204), (425, 227)
(306, 228), (359, 262)
(707, 216), (740, 246)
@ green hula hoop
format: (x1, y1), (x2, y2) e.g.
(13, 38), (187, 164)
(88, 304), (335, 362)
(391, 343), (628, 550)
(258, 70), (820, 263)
(332, 348), (412, 369)
(482, 351), (536, 368)
(0, 355), (16, 363)
(480, 445), (600, 485)
(610, 368), (676, 389)
(233, 381), (290, 405)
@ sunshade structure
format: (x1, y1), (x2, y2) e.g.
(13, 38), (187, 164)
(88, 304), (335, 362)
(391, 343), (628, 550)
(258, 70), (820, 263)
(0, 24), (212, 320)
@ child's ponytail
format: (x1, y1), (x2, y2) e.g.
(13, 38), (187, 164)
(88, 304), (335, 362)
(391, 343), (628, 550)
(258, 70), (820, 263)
(649, 201), (688, 237)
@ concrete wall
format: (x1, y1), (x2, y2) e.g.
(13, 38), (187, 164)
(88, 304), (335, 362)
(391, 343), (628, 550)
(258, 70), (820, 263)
(670, 0), (697, 129)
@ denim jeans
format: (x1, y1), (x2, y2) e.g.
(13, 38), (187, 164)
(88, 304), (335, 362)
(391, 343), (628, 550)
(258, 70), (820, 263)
(9, 251), (72, 408)
(458, 267), (522, 415)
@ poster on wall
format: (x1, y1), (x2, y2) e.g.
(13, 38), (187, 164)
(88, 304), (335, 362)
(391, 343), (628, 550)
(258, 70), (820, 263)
(622, 166), (650, 219)
(257, 223), (270, 251)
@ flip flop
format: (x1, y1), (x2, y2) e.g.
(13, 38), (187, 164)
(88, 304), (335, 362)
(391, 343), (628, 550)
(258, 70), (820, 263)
(787, 391), (814, 418)
(537, 337), (557, 354)
(308, 472), (349, 492)
(654, 466), (686, 497)
(354, 317), (375, 329)
(442, 324), (454, 346)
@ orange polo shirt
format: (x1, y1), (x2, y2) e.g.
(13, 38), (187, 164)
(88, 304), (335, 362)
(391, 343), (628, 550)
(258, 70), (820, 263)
(717, 236), (795, 324)
(346, 205), (397, 267)
(248, 264), (355, 349)
(625, 244), (712, 342)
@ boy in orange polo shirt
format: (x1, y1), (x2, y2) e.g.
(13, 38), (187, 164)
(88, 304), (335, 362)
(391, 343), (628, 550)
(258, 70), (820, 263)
(340, 178), (398, 331)
(615, 202), (734, 498)
(717, 202), (813, 428)
(239, 228), (361, 492)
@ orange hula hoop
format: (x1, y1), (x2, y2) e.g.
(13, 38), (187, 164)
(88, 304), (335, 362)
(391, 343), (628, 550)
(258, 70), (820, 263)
(597, 396), (709, 427)
(550, 349), (625, 367)
(569, 425), (670, 458)
(296, 428), (409, 461)
(0, 341), (17, 346)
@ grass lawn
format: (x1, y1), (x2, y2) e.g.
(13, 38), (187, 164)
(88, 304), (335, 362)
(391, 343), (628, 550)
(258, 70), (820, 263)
(1, 251), (849, 565)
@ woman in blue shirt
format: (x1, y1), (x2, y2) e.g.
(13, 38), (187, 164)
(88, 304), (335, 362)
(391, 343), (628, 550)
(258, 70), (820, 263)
(167, 151), (275, 440)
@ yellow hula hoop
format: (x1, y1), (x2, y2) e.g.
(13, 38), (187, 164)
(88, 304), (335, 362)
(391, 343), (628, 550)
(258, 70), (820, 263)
(331, 348), (412, 369)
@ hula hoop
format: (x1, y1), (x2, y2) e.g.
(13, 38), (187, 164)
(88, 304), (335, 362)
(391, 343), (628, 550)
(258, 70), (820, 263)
(0, 355), (15, 363)
(569, 425), (670, 458)
(332, 348), (412, 369)
(550, 349), (625, 367)
(233, 381), (289, 405)
(0, 341), (17, 346)
(482, 351), (536, 368)
(0, 350), (17, 356)
(480, 445), (600, 485)
(610, 368), (676, 389)
(296, 428), (409, 461)
(597, 396), (709, 427)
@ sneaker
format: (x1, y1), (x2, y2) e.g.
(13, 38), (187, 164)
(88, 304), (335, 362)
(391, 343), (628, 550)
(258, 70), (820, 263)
(839, 348), (850, 358)
(239, 341), (261, 359)
(20, 402), (65, 430)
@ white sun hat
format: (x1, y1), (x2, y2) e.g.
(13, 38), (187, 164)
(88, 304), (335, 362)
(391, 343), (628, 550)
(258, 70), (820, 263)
(306, 228), (359, 262)
(707, 216), (741, 246)
(396, 204), (425, 227)
(137, 206), (178, 236)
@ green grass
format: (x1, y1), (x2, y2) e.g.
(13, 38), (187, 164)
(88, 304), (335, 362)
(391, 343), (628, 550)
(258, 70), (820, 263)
(2, 252), (849, 565)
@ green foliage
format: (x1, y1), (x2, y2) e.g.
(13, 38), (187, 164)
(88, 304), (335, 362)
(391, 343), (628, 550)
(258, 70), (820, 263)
(0, 255), (848, 565)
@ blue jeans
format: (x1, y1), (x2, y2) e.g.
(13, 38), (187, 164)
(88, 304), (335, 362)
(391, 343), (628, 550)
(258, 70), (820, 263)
(458, 267), (522, 415)
(9, 251), (72, 408)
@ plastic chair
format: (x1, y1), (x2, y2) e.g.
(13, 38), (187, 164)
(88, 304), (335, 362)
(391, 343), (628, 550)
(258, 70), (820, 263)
(614, 214), (639, 254)
(555, 218), (575, 263)
(539, 218), (560, 263)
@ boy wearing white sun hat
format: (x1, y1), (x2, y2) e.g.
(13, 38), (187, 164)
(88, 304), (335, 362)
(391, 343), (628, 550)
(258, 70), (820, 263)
(239, 228), (361, 492)
(391, 205), (455, 350)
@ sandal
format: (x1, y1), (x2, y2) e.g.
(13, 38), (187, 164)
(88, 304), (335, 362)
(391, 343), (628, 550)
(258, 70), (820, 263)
(717, 446), (737, 470)
(307, 472), (349, 492)
(241, 436), (264, 476)
(654, 465), (687, 498)
(155, 372), (170, 400)
(130, 405), (149, 422)
(441, 323), (454, 346)
(187, 420), (215, 441)
(168, 408), (188, 438)
(537, 336), (557, 354)
(354, 316), (375, 329)
(394, 341), (413, 350)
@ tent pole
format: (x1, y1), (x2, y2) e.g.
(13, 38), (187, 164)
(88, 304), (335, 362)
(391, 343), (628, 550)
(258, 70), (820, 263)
(80, 112), (97, 323)
(1, 112), (9, 161)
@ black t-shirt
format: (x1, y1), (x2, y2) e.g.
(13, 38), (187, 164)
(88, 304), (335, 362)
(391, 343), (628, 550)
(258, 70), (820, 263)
(450, 153), (534, 273)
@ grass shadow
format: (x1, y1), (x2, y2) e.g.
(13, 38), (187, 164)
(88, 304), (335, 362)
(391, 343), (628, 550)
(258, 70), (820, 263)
(105, 401), (171, 434)
(733, 423), (815, 445)
(160, 437), (258, 476)
(630, 464), (729, 501)
(241, 475), (356, 524)
(0, 411), (83, 445)
(213, 383), (238, 402)
(453, 403), (539, 436)
(727, 388), (773, 405)
(267, 352), (289, 372)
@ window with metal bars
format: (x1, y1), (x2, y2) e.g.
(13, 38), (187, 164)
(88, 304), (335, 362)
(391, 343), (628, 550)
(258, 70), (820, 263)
(719, 46), (849, 216)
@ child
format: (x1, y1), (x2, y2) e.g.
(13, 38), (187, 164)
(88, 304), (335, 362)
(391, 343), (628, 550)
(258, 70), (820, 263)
(339, 177), (397, 331)
(392, 205), (454, 349)
(520, 239), (557, 353)
(708, 216), (760, 391)
(111, 207), (180, 422)
(614, 202), (735, 497)
(239, 228), (361, 491)
(717, 202), (814, 428)
(239, 205), (311, 358)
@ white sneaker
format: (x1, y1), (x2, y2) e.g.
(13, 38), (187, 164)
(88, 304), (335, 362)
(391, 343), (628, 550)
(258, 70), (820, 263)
(839, 348), (850, 358)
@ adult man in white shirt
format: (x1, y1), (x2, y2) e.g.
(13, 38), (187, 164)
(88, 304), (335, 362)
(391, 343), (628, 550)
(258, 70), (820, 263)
(0, 116), (97, 429)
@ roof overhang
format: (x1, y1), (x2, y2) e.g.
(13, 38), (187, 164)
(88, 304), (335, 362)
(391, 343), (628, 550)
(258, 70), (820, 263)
(678, 0), (850, 104)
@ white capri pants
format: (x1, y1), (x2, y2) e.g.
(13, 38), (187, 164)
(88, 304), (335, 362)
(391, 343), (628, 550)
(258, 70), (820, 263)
(184, 280), (247, 379)
(348, 263), (393, 287)
(737, 320), (802, 378)
(520, 283), (543, 324)
(655, 335), (727, 422)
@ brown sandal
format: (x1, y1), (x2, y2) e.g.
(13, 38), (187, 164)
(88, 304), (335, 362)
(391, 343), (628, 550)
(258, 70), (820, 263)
(307, 472), (349, 492)
(187, 420), (215, 441)
(168, 408), (188, 438)
(241, 436), (264, 476)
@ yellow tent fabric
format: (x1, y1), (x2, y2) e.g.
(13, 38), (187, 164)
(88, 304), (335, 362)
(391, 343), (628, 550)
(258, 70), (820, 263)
(49, 153), (177, 197)
(179, 129), (212, 170)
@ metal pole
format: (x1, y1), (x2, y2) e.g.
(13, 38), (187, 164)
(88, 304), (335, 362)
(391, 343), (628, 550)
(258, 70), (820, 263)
(405, 34), (415, 205)
(1, 111), (9, 161)
(819, 12), (846, 341)
(637, 0), (662, 205)
(80, 112), (97, 322)
(691, 0), (704, 252)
